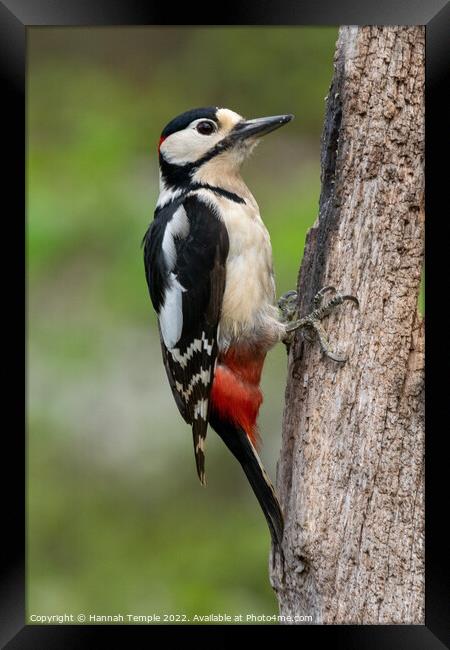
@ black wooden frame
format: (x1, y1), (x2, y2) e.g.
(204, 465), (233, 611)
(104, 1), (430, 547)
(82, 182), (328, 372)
(2, 0), (448, 646)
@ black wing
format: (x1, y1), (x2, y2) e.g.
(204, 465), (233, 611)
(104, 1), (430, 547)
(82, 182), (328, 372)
(143, 193), (229, 484)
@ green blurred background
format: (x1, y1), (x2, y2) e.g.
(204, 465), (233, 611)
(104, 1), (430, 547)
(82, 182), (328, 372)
(27, 27), (339, 622)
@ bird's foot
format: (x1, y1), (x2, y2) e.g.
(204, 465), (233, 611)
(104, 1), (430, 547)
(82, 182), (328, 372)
(279, 286), (359, 362)
(278, 289), (299, 322)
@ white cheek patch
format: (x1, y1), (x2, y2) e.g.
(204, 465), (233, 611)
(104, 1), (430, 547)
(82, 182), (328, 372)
(161, 128), (222, 165)
(159, 111), (244, 166)
(159, 273), (186, 349)
(161, 205), (189, 270)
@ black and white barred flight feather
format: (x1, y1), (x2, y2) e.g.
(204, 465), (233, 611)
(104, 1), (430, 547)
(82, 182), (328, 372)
(143, 192), (229, 484)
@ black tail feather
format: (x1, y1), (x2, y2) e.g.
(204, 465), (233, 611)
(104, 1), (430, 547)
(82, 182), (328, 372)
(192, 421), (207, 486)
(209, 413), (284, 547)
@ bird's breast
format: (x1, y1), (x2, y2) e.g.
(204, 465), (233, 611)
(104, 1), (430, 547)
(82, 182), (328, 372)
(211, 196), (279, 347)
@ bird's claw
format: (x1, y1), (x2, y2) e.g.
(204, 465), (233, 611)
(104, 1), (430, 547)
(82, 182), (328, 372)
(279, 286), (359, 362)
(278, 289), (298, 318)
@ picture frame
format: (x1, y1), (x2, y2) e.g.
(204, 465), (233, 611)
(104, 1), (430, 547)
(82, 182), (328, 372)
(2, 0), (447, 646)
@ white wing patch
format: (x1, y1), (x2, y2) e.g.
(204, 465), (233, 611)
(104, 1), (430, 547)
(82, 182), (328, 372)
(159, 273), (186, 349)
(158, 205), (190, 349)
(161, 205), (189, 270)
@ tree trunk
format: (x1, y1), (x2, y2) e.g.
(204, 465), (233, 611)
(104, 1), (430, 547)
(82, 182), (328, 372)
(270, 26), (424, 625)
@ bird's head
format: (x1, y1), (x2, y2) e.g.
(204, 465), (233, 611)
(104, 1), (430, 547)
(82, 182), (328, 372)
(158, 107), (294, 189)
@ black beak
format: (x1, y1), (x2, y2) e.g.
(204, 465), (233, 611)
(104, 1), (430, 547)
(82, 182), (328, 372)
(232, 113), (294, 141)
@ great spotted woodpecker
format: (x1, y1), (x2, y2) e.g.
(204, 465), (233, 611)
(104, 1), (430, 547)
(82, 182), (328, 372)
(143, 107), (358, 546)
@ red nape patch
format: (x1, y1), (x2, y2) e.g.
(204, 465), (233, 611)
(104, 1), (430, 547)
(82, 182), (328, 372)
(158, 135), (166, 151)
(210, 365), (263, 448)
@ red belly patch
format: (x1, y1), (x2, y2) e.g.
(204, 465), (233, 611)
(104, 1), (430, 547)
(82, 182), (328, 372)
(210, 348), (266, 447)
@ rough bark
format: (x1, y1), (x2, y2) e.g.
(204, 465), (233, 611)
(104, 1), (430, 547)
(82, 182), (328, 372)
(270, 26), (424, 625)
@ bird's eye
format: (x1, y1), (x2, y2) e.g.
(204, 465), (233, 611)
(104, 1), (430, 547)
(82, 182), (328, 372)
(196, 121), (215, 135)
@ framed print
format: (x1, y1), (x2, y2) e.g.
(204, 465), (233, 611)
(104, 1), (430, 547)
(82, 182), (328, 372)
(2, 0), (448, 646)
